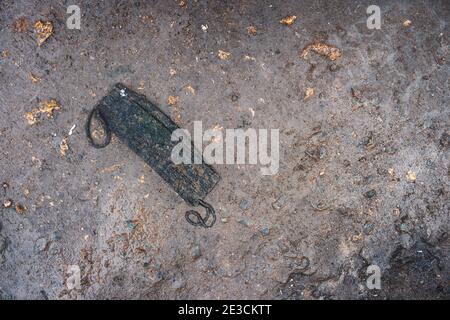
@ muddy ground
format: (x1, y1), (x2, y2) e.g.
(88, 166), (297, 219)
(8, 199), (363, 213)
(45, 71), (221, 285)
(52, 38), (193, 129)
(0, 0), (449, 300)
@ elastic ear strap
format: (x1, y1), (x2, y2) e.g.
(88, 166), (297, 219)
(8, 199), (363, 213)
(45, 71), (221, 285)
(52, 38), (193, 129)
(185, 199), (216, 228)
(86, 107), (112, 148)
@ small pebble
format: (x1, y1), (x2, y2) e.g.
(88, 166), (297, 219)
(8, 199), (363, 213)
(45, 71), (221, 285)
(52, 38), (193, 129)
(230, 92), (239, 102)
(125, 220), (137, 230)
(272, 195), (288, 210)
(329, 64), (338, 72)
(50, 231), (62, 241)
(336, 207), (350, 216)
(363, 221), (374, 235)
(171, 278), (184, 290)
(299, 256), (310, 269)
(319, 146), (327, 159)
(239, 199), (253, 210)
(261, 227), (270, 236)
(364, 189), (377, 199)
(155, 271), (165, 283)
(238, 219), (251, 227)
(34, 237), (48, 253)
(398, 223), (409, 233)
(364, 175), (374, 184)
(425, 159), (435, 169)
(384, 146), (397, 154)
(3, 199), (12, 208)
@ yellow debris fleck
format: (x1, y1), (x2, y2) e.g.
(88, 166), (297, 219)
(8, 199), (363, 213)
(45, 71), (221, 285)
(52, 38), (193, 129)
(185, 85), (196, 95)
(39, 99), (61, 116)
(3, 200), (12, 208)
(218, 50), (231, 60)
(167, 94), (183, 124)
(25, 112), (38, 125)
(167, 95), (179, 105)
(280, 15), (297, 26)
(34, 20), (53, 46)
(243, 55), (256, 61)
(247, 26), (257, 35)
(406, 170), (416, 182)
(60, 138), (69, 157)
(29, 73), (41, 84)
(210, 124), (223, 143)
(351, 233), (363, 242)
(141, 15), (154, 23)
(304, 87), (315, 100)
(25, 99), (61, 125)
(301, 42), (342, 61)
(100, 164), (123, 174)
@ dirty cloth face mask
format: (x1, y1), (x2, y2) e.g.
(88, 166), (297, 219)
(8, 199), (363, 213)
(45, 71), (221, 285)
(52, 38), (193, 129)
(86, 83), (220, 228)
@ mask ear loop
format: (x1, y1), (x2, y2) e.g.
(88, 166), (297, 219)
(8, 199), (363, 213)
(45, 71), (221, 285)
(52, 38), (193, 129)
(86, 107), (112, 148)
(185, 199), (216, 228)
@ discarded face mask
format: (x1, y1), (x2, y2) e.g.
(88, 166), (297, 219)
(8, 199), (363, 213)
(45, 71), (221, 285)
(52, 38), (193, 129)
(86, 83), (220, 228)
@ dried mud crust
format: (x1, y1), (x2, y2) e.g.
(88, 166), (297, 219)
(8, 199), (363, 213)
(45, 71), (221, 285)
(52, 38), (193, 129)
(0, 0), (449, 299)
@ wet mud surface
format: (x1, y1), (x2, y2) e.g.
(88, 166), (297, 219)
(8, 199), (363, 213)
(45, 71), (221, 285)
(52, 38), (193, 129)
(0, 0), (449, 299)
